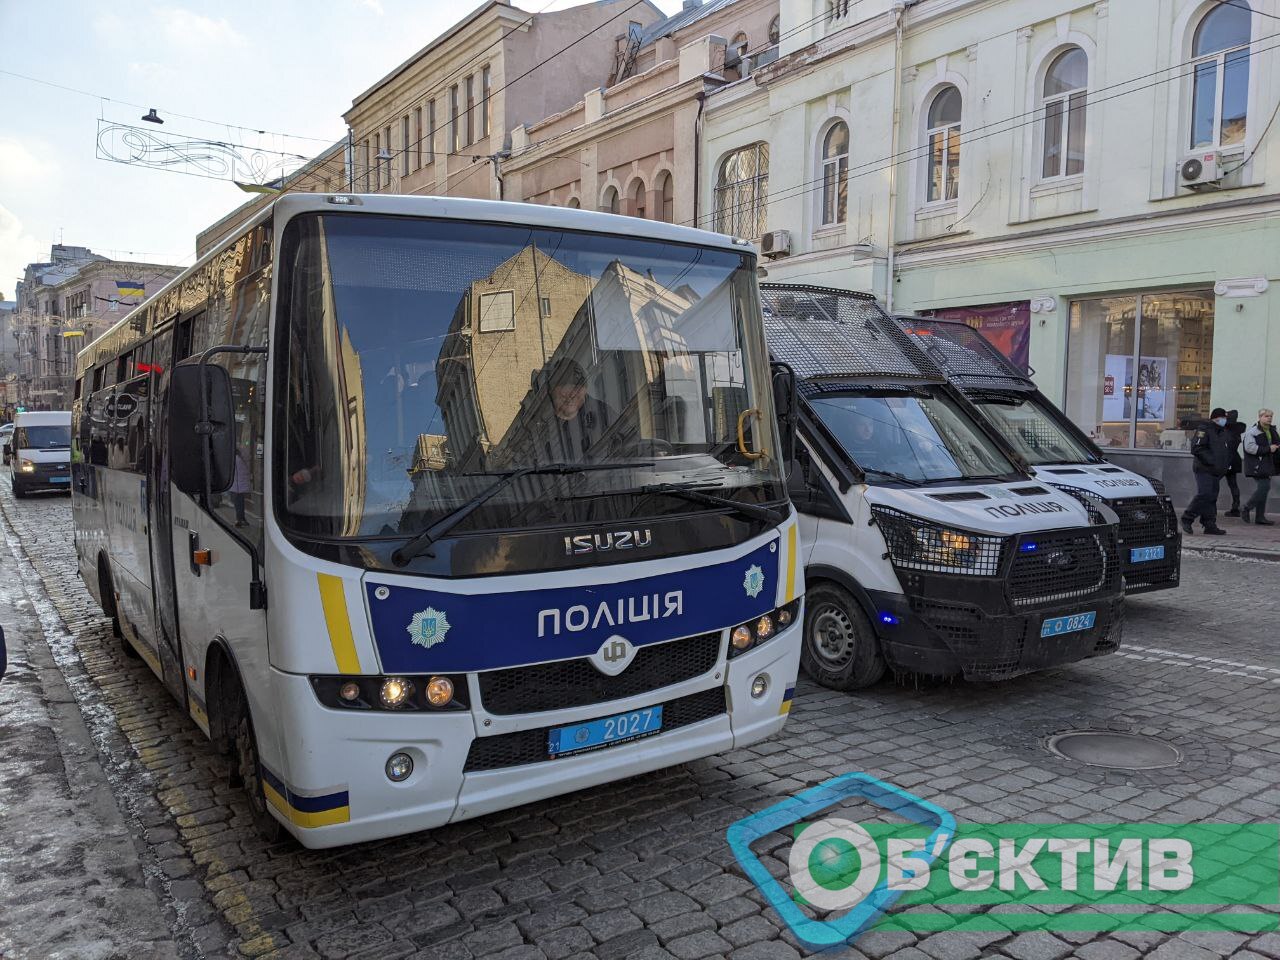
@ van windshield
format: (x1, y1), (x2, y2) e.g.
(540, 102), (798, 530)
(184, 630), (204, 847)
(18, 425), (71, 449)
(969, 393), (1097, 465)
(809, 389), (1017, 483)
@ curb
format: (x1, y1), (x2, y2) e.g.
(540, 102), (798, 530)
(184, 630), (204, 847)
(1181, 543), (1280, 563)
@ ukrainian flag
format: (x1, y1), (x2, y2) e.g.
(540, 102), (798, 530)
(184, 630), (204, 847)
(116, 280), (144, 298)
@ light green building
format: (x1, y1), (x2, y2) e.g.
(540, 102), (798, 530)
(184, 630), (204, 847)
(701, 0), (1280, 503)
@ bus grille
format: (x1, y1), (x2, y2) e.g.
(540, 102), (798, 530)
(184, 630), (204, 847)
(463, 687), (727, 772)
(477, 630), (721, 715)
(1009, 529), (1116, 607)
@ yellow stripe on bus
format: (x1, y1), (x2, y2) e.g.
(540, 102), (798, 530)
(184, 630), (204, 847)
(262, 781), (350, 829)
(785, 523), (798, 603)
(317, 574), (362, 674)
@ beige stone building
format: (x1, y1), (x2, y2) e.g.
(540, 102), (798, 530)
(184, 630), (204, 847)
(505, 0), (780, 227)
(343, 0), (666, 203)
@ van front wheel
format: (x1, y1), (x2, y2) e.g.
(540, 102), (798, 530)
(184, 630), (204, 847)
(802, 583), (886, 690)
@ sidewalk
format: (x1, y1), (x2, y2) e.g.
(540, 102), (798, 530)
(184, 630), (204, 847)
(1176, 509), (1280, 561)
(0, 521), (180, 959)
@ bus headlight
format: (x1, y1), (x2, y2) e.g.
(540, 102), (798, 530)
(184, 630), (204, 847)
(339, 681), (361, 702)
(424, 676), (454, 707)
(727, 599), (801, 658)
(380, 677), (413, 708)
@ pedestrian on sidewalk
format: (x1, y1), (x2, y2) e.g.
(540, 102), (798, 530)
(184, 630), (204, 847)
(1224, 409), (1246, 517)
(231, 445), (251, 528)
(1182, 407), (1231, 535)
(1242, 408), (1279, 526)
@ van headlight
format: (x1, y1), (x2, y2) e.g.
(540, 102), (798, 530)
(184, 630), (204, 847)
(872, 507), (1004, 576)
(18, 458), (34, 473)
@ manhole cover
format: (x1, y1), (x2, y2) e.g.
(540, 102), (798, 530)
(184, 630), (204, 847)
(1047, 731), (1182, 770)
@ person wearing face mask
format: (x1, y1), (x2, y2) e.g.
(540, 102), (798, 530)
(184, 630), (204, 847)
(1242, 408), (1279, 525)
(1181, 407), (1232, 536)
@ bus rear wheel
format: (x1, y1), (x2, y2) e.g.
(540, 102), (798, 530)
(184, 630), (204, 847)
(230, 687), (286, 844)
(801, 582), (886, 691)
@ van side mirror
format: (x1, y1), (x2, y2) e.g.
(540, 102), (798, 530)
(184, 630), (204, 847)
(770, 360), (797, 469)
(169, 363), (236, 497)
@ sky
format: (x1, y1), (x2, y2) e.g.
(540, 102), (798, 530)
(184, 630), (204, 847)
(0, 0), (681, 301)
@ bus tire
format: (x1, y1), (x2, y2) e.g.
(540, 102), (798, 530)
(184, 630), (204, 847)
(801, 581), (886, 691)
(229, 683), (286, 845)
(97, 556), (132, 652)
(11, 482), (24, 499)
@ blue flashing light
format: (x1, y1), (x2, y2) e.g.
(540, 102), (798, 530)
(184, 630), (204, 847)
(879, 612), (900, 626)
(1019, 542), (1038, 553)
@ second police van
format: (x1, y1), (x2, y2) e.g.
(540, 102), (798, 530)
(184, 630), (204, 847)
(898, 316), (1181, 594)
(760, 284), (1125, 690)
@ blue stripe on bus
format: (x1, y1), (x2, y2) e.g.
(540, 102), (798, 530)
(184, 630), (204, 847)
(259, 765), (349, 814)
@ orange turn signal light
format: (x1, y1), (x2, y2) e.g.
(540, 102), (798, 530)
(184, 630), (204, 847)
(192, 549), (212, 566)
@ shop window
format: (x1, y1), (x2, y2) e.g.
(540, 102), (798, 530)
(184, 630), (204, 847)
(925, 86), (961, 203)
(1041, 47), (1088, 179)
(1189, 2), (1251, 150)
(1065, 290), (1215, 452)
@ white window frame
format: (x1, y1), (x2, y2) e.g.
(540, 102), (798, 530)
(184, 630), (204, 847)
(1187, 3), (1253, 152)
(923, 86), (962, 205)
(1039, 47), (1088, 182)
(818, 119), (850, 226)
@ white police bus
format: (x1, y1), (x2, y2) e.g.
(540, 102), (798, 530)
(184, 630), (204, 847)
(72, 193), (803, 847)
(898, 316), (1181, 594)
(760, 285), (1124, 689)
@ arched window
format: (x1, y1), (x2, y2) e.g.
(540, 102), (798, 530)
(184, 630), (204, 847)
(820, 121), (849, 225)
(567, 196), (581, 209)
(714, 143), (769, 238)
(925, 86), (961, 203)
(1190, 2), (1251, 149)
(1041, 47), (1088, 179)
(631, 180), (647, 218)
(655, 171), (674, 223)
(602, 185), (620, 215)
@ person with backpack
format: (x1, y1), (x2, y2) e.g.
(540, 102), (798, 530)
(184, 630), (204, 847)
(1242, 408), (1279, 525)
(1182, 407), (1232, 535)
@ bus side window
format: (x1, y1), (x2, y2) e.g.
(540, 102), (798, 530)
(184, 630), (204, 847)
(88, 390), (110, 466)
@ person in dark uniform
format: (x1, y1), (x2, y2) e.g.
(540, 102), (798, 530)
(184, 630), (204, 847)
(1182, 407), (1232, 535)
(545, 359), (614, 462)
(1224, 409), (1246, 517)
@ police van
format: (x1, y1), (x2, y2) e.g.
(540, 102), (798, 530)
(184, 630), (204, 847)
(897, 316), (1180, 594)
(760, 284), (1125, 689)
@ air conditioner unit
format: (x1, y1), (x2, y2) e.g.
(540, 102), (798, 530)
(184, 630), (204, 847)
(1179, 151), (1222, 189)
(760, 230), (791, 259)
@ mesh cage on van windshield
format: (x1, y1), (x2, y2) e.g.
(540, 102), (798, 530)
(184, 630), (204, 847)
(758, 284), (942, 382)
(894, 316), (1033, 389)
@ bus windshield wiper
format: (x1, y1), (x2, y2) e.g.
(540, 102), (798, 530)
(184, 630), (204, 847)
(391, 461), (653, 566)
(619, 482), (785, 525)
(860, 467), (924, 487)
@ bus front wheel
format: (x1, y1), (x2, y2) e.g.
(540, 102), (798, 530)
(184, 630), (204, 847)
(801, 582), (886, 691)
(230, 688), (286, 845)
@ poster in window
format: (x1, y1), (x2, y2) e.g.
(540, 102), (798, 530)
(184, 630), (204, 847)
(922, 301), (1031, 372)
(1102, 354), (1131, 422)
(1135, 356), (1167, 422)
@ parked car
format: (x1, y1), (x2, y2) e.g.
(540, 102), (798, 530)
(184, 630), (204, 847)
(0, 423), (13, 464)
(9, 410), (72, 498)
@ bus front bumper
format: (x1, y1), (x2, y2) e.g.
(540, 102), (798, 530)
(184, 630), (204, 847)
(266, 624), (800, 849)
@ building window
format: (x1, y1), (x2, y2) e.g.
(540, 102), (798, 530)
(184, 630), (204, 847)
(478, 291), (515, 332)
(1041, 47), (1087, 179)
(414, 107), (423, 169)
(465, 76), (475, 146)
(451, 85), (461, 152)
(631, 180), (647, 218)
(567, 196), (581, 209)
(428, 100), (436, 163)
(714, 142), (769, 239)
(402, 115), (411, 176)
(769, 16), (780, 47)
(1189, 1), (1251, 150)
(373, 133), (381, 189)
(820, 120), (849, 225)
(656, 171), (674, 223)
(1065, 290), (1215, 452)
(384, 125), (392, 184)
(480, 65), (491, 139)
(541, 297), (551, 317)
(925, 86), (961, 203)
(602, 185), (620, 215)
(363, 139), (371, 190)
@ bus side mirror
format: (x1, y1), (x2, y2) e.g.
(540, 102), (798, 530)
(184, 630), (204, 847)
(169, 363), (236, 497)
(771, 361), (797, 470)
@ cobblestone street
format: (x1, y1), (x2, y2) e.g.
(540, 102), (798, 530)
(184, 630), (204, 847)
(2, 486), (1278, 960)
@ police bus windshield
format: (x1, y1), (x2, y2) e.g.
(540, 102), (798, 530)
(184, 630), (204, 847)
(969, 393), (1097, 466)
(809, 389), (1017, 483)
(274, 213), (784, 541)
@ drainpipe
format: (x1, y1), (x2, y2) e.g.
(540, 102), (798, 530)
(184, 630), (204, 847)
(693, 90), (707, 228)
(490, 150), (509, 200)
(885, 1), (908, 312)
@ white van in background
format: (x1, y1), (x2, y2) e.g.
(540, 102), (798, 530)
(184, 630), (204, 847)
(761, 284), (1126, 689)
(9, 411), (73, 498)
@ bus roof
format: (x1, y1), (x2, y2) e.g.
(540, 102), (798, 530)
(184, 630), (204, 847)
(78, 193), (754, 379)
(894, 316), (1036, 391)
(758, 283), (945, 385)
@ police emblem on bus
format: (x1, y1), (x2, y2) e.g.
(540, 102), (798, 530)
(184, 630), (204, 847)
(564, 528), (653, 556)
(743, 564), (765, 599)
(407, 607), (451, 649)
(590, 635), (637, 676)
